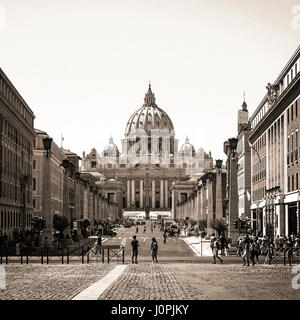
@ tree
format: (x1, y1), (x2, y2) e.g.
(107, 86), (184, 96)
(52, 215), (69, 236)
(209, 219), (228, 237)
(198, 219), (207, 232)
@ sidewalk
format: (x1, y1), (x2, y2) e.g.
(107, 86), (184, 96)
(182, 236), (213, 256)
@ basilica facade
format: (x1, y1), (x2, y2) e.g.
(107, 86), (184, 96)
(81, 85), (213, 215)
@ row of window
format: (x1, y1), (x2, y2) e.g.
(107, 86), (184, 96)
(287, 129), (299, 166)
(251, 57), (300, 130)
(288, 174), (299, 193)
(1, 114), (33, 155)
(0, 211), (32, 230)
(2, 145), (31, 179)
(0, 75), (34, 127)
(0, 181), (32, 203)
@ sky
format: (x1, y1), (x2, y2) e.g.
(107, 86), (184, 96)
(0, 0), (299, 161)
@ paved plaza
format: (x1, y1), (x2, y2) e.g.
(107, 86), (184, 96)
(0, 223), (300, 300)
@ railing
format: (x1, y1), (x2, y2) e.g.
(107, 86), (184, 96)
(0, 239), (127, 264)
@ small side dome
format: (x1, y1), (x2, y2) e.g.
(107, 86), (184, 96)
(179, 136), (196, 156)
(103, 136), (120, 157)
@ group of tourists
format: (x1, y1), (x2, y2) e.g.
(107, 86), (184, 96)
(130, 235), (158, 264)
(210, 233), (229, 264)
(237, 233), (300, 266)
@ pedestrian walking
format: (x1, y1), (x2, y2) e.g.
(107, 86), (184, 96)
(151, 224), (153, 233)
(131, 235), (140, 264)
(210, 233), (216, 254)
(163, 230), (167, 243)
(150, 237), (158, 263)
(212, 238), (223, 264)
(136, 226), (139, 234)
(249, 239), (256, 266)
(143, 225), (147, 233)
(242, 234), (250, 266)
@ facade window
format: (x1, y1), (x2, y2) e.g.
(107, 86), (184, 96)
(33, 160), (36, 169)
(288, 176), (290, 192)
(296, 101), (298, 118)
(292, 105), (294, 121)
(33, 178), (36, 191)
(91, 161), (96, 168)
(292, 175), (295, 191)
(33, 199), (36, 208)
(297, 173), (299, 190)
(296, 130), (299, 162)
(287, 135), (290, 165)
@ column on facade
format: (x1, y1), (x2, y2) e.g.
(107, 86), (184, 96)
(216, 170), (223, 220)
(207, 180), (214, 235)
(127, 179), (131, 208)
(140, 179), (143, 209)
(165, 179), (168, 209)
(152, 179), (155, 208)
(160, 179), (164, 208)
(131, 179), (135, 207)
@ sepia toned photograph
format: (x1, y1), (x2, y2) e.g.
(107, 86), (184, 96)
(0, 0), (300, 316)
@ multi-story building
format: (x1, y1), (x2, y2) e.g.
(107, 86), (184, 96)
(0, 68), (35, 239)
(33, 130), (120, 241)
(249, 45), (300, 237)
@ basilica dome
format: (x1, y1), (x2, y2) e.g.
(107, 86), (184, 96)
(125, 85), (174, 137)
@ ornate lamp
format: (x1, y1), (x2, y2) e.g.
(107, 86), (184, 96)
(216, 159), (223, 169)
(43, 137), (52, 157)
(229, 138), (238, 151)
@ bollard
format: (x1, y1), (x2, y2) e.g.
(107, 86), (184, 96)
(102, 247), (104, 263)
(67, 247), (69, 264)
(5, 248), (8, 265)
(21, 253), (23, 265)
(41, 248), (44, 265)
(61, 248), (64, 264)
(81, 247), (84, 264)
(26, 255), (29, 264)
(46, 247), (49, 264)
(107, 248), (110, 264)
(122, 247), (125, 264)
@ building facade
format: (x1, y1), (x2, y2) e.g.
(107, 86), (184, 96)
(0, 68), (36, 239)
(249, 45), (300, 238)
(172, 160), (227, 236)
(81, 85), (211, 216)
(33, 130), (120, 241)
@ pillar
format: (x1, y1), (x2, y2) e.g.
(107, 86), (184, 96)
(131, 179), (135, 208)
(127, 179), (130, 208)
(140, 179), (143, 209)
(207, 180), (214, 235)
(165, 179), (168, 209)
(152, 180), (155, 208)
(216, 170), (223, 220)
(160, 179), (164, 208)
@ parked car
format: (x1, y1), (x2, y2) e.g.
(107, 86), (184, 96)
(103, 228), (117, 236)
(124, 222), (132, 228)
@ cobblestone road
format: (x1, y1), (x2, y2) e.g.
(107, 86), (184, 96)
(100, 264), (193, 300)
(100, 263), (300, 300)
(0, 264), (114, 300)
(0, 263), (299, 300)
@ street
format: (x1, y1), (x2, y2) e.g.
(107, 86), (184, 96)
(1, 221), (300, 300)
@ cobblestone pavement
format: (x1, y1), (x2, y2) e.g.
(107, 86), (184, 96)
(100, 263), (300, 300)
(0, 263), (299, 300)
(0, 264), (114, 300)
(100, 264), (193, 300)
